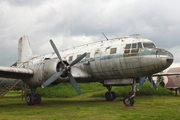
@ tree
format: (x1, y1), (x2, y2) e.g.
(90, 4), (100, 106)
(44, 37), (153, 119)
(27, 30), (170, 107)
(156, 76), (165, 87)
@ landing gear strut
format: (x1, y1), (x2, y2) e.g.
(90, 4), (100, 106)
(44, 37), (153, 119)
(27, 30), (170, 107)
(123, 79), (136, 106)
(26, 87), (41, 105)
(104, 86), (117, 101)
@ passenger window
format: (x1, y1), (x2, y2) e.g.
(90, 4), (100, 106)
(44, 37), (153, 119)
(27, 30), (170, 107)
(69, 56), (73, 62)
(77, 54), (81, 58)
(132, 43), (136, 49)
(110, 48), (117, 54)
(86, 52), (90, 58)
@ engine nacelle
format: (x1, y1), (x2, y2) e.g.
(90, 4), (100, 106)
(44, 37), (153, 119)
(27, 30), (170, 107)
(22, 59), (60, 87)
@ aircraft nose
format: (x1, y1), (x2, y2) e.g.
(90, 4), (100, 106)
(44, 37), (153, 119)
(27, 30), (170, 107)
(166, 58), (174, 64)
(165, 58), (174, 67)
(159, 49), (174, 68)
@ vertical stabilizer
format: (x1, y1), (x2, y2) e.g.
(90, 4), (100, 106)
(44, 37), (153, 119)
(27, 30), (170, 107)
(17, 36), (33, 63)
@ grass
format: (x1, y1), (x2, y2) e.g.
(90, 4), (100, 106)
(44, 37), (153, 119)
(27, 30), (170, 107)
(0, 94), (180, 120)
(35, 82), (105, 98)
(0, 82), (179, 120)
(35, 82), (173, 98)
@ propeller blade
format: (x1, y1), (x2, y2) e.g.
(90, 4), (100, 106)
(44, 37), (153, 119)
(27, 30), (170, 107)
(41, 71), (63, 88)
(50, 39), (64, 65)
(68, 73), (82, 96)
(70, 53), (87, 66)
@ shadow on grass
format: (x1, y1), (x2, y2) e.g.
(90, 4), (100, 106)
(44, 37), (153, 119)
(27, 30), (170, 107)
(40, 97), (124, 106)
(0, 95), (124, 108)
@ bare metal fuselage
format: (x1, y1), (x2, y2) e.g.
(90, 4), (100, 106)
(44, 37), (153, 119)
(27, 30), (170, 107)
(72, 48), (173, 83)
(0, 37), (174, 88)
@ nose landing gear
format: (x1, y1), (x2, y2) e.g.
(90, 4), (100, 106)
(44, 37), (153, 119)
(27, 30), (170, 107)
(123, 79), (136, 106)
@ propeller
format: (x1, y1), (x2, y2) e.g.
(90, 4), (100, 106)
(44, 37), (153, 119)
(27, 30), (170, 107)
(41, 71), (63, 88)
(70, 52), (87, 66)
(41, 39), (86, 96)
(49, 40), (65, 65)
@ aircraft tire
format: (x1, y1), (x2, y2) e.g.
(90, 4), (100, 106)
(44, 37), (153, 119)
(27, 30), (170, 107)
(111, 92), (117, 100)
(123, 95), (134, 106)
(26, 94), (34, 105)
(34, 94), (41, 105)
(105, 92), (113, 101)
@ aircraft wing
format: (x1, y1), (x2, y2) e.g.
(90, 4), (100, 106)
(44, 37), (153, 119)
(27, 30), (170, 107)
(153, 72), (180, 77)
(0, 66), (34, 79)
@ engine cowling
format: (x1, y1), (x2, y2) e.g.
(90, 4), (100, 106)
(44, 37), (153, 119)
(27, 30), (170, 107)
(23, 59), (61, 87)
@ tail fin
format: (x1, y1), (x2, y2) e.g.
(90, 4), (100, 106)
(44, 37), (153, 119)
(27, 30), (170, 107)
(17, 36), (33, 63)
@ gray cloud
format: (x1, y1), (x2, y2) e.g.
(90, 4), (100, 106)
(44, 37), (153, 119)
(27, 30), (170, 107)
(0, 0), (180, 65)
(5, 0), (46, 7)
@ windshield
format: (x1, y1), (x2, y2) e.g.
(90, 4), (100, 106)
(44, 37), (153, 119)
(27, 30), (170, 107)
(143, 42), (156, 48)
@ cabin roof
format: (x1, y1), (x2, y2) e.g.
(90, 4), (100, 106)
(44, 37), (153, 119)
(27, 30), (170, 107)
(59, 36), (154, 53)
(43, 36), (155, 58)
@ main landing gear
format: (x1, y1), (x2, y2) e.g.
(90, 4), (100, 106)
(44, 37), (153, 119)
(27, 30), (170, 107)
(26, 87), (41, 105)
(105, 86), (117, 101)
(104, 79), (136, 107)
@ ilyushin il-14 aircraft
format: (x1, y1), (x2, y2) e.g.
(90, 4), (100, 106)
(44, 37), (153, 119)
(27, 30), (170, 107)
(0, 35), (174, 106)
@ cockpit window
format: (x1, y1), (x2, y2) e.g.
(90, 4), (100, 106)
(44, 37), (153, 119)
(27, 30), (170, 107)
(124, 42), (143, 55)
(132, 43), (136, 49)
(143, 42), (156, 48)
(138, 42), (142, 48)
(125, 44), (131, 49)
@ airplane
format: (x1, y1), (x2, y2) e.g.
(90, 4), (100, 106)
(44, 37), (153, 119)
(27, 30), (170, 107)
(0, 35), (174, 106)
(157, 65), (180, 95)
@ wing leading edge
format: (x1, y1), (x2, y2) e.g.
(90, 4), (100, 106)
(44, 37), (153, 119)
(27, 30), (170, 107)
(0, 66), (34, 79)
(153, 72), (180, 77)
(70, 66), (91, 80)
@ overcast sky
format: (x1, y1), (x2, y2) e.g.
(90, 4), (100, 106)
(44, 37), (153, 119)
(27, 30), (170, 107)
(0, 0), (180, 66)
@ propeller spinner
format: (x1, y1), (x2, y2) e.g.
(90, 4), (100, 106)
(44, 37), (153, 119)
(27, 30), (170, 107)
(41, 39), (86, 96)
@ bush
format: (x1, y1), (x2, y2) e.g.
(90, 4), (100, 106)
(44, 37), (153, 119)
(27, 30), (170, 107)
(94, 82), (172, 97)
(36, 82), (104, 98)
(36, 82), (173, 98)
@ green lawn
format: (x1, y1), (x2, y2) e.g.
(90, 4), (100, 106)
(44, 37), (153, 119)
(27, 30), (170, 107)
(0, 94), (179, 120)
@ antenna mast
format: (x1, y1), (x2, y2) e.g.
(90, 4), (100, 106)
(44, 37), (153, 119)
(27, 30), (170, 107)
(102, 32), (108, 40)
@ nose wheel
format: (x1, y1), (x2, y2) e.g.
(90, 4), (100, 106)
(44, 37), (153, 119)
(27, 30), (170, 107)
(123, 79), (136, 106)
(123, 95), (135, 106)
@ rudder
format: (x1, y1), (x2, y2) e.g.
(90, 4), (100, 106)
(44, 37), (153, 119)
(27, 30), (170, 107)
(17, 36), (33, 63)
